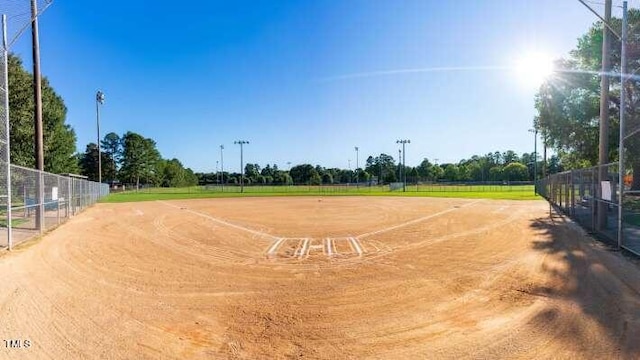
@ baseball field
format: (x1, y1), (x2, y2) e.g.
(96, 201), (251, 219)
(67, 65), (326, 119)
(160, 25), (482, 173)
(1, 196), (639, 359)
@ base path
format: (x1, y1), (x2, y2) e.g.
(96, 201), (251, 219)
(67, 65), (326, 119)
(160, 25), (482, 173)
(0, 196), (639, 359)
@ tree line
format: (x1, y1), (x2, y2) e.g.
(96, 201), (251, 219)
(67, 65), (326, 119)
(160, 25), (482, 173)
(195, 150), (562, 186)
(8, 54), (197, 188)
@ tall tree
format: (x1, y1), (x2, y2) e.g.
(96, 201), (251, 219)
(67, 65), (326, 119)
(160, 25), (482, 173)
(364, 153), (397, 184)
(120, 132), (161, 188)
(8, 54), (78, 173)
(535, 10), (640, 187)
(79, 143), (110, 181)
(100, 132), (122, 181)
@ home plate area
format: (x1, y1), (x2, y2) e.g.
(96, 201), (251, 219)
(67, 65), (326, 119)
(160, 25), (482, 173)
(266, 237), (365, 259)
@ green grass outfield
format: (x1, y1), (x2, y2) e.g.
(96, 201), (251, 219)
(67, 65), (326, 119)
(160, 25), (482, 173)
(101, 184), (541, 203)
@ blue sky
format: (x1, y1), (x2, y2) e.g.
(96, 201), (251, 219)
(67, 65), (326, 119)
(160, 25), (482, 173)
(5, 0), (619, 173)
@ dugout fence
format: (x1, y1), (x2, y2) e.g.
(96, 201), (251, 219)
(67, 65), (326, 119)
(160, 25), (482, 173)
(536, 163), (640, 256)
(0, 164), (109, 249)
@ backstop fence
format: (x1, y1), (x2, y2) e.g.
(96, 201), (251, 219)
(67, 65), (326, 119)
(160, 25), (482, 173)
(536, 162), (640, 256)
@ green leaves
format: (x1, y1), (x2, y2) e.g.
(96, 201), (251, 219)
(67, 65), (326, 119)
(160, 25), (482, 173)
(8, 54), (78, 173)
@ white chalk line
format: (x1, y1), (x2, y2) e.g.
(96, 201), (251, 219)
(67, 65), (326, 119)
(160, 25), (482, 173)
(348, 237), (364, 256)
(295, 238), (310, 258)
(159, 199), (480, 259)
(356, 200), (482, 239)
(158, 201), (280, 241)
(266, 238), (285, 256)
(325, 238), (334, 256)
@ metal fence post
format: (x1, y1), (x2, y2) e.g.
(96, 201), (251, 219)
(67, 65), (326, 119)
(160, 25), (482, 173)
(56, 175), (60, 225)
(591, 167), (597, 232)
(570, 170), (575, 216)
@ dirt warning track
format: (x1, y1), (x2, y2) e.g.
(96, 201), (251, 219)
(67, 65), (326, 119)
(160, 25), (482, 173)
(1, 196), (639, 359)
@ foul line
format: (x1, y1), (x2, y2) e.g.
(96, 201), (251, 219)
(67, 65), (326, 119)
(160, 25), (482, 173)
(158, 201), (280, 241)
(356, 200), (482, 239)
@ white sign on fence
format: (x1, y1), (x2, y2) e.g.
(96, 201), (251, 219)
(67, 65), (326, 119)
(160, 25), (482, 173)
(601, 181), (612, 201)
(51, 186), (58, 201)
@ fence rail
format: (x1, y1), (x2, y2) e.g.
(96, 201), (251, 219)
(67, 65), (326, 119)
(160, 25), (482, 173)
(536, 163), (640, 256)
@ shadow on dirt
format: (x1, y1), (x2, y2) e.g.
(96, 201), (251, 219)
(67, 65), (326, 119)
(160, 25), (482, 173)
(529, 210), (640, 357)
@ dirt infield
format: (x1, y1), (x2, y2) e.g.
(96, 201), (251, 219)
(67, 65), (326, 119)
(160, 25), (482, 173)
(1, 196), (639, 359)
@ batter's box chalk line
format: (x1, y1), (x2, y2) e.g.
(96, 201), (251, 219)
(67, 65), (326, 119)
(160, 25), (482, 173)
(266, 237), (366, 259)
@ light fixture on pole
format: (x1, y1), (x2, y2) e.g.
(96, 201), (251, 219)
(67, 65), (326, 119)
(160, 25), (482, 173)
(234, 140), (249, 193)
(354, 146), (359, 188)
(96, 90), (105, 184)
(396, 139), (410, 192)
(529, 128), (538, 194)
(220, 145), (224, 192)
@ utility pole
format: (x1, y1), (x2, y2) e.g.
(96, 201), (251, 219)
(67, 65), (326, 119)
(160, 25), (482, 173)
(618, 0), (628, 249)
(3, 14), (13, 249)
(597, 0), (612, 231)
(234, 140), (249, 193)
(220, 145), (224, 192)
(31, 0), (44, 232)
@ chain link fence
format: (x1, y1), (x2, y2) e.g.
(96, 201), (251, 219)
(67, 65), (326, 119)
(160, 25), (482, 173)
(0, 165), (109, 249)
(122, 181), (534, 195)
(537, 163), (640, 256)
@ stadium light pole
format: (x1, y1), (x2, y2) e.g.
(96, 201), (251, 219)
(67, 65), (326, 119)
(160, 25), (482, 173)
(354, 146), (359, 188)
(234, 140), (249, 193)
(397, 150), (400, 178)
(397, 140), (410, 192)
(529, 128), (538, 194)
(96, 90), (105, 184)
(220, 145), (224, 191)
(379, 157), (383, 186)
(216, 160), (219, 185)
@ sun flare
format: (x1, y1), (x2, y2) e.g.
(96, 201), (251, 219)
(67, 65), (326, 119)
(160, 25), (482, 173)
(514, 52), (554, 87)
